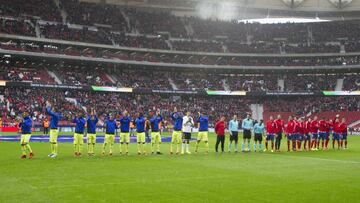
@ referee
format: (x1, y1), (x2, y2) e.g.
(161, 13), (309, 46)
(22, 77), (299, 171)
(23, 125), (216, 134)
(228, 115), (239, 153)
(241, 113), (253, 152)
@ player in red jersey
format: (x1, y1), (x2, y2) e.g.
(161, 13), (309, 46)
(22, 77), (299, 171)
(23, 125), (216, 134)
(265, 116), (276, 152)
(286, 116), (295, 152)
(294, 117), (302, 151)
(317, 117), (327, 150)
(310, 116), (318, 150)
(274, 115), (284, 152)
(339, 117), (348, 149)
(332, 116), (341, 150)
(325, 119), (332, 149)
(303, 118), (311, 151)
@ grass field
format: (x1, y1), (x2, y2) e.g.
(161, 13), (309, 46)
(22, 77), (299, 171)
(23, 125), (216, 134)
(1, 133), (359, 203)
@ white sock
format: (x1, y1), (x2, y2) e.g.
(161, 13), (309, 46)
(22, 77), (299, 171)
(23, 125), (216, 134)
(186, 143), (189, 151)
(182, 143), (185, 152)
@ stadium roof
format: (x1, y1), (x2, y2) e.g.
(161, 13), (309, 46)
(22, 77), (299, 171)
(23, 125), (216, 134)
(81, 0), (360, 20)
(82, 0), (358, 11)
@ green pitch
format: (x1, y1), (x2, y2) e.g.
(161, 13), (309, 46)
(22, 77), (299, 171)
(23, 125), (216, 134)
(1, 133), (359, 203)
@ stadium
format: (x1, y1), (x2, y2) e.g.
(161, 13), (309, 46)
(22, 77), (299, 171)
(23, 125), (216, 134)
(0, 0), (360, 202)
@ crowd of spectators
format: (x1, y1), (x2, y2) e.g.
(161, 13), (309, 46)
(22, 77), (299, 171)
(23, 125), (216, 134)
(283, 74), (338, 92)
(226, 74), (280, 91)
(2, 1), (360, 55)
(114, 69), (172, 90)
(226, 42), (281, 54)
(126, 8), (187, 38)
(284, 43), (341, 54)
(1, 87), (359, 126)
(343, 74), (360, 91)
(0, 88), (81, 124)
(112, 33), (169, 50)
(40, 23), (112, 45)
(0, 18), (36, 37)
(60, 0), (128, 32)
(53, 66), (113, 86)
(3, 39), (360, 66)
(171, 40), (223, 53)
(312, 20), (360, 42)
(264, 97), (360, 116)
(0, 60), (54, 84)
(1, 57), (359, 92)
(0, 87), (253, 125)
(0, 0), (61, 22)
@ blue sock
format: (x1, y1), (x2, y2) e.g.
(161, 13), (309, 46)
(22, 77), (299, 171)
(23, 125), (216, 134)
(234, 144), (238, 151)
(254, 144), (257, 151)
(247, 143), (250, 150)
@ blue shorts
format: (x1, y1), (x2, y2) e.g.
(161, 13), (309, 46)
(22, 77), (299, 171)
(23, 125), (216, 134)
(325, 133), (330, 140)
(332, 133), (340, 141)
(318, 132), (326, 141)
(266, 134), (275, 141)
(304, 134), (311, 141)
(311, 133), (318, 140)
(293, 134), (301, 141)
(341, 133), (348, 140)
(287, 134), (293, 141)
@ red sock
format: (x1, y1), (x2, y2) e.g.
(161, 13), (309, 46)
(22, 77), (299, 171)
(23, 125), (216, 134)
(340, 140), (343, 148)
(303, 141), (307, 150)
(287, 141), (290, 151)
(297, 141), (301, 150)
(271, 142), (274, 150)
(308, 141), (311, 150)
(265, 142), (268, 150)
(337, 141), (340, 149)
(322, 141), (325, 149)
(332, 140), (335, 149)
(345, 141), (348, 148)
(325, 140), (329, 148)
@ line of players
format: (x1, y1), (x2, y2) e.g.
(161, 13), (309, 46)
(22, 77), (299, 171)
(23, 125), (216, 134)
(261, 115), (349, 153)
(17, 101), (349, 159)
(18, 102), (211, 158)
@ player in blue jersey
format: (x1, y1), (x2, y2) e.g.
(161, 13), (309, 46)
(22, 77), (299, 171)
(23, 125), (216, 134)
(72, 113), (86, 157)
(135, 113), (147, 155)
(102, 114), (118, 156)
(195, 112), (209, 154)
(45, 101), (62, 158)
(170, 107), (183, 154)
(19, 112), (34, 159)
(86, 109), (98, 156)
(119, 110), (131, 155)
(150, 109), (163, 154)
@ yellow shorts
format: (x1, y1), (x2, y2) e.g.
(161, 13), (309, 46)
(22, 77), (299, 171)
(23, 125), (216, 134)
(74, 133), (84, 145)
(87, 133), (96, 144)
(49, 129), (59, 143)
(137, 132), (146, 143)
(172, 131), (182, 144)
(120, 132), (130, 143)
(104, 134), (115, 144)
(151, 132), (161, 143)
(20, 134), (31, 144)
(197, 132), (209, 141)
